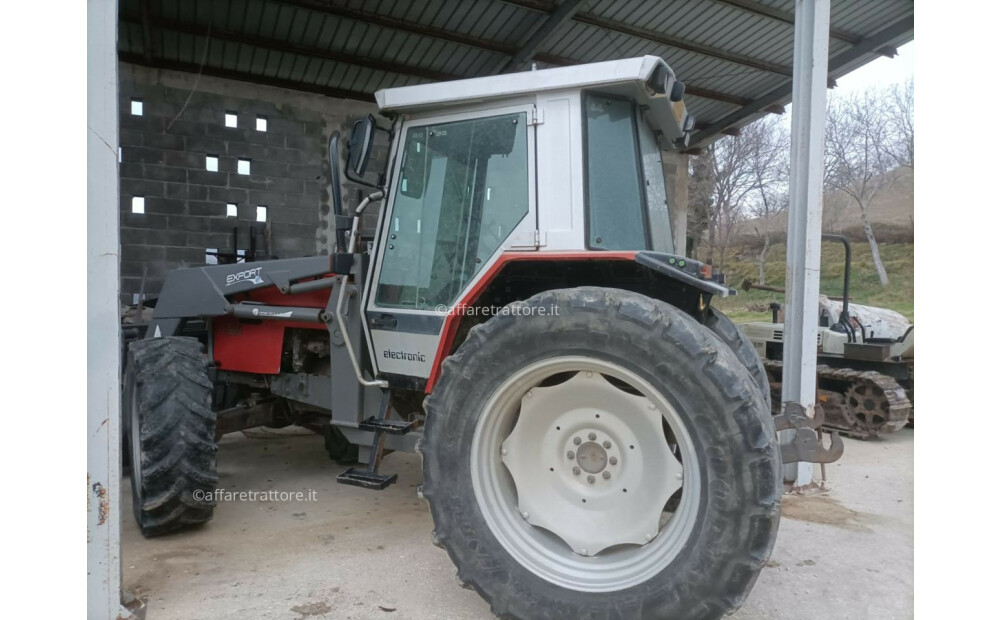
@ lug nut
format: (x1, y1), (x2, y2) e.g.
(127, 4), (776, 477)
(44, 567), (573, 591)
(603, 441), (611, 449)
(567, 451), (575, 460)
(572, 467), (581, 475)
(602, 471), (611, 480)
(609, 457), (618, 466)
(588, 432), (597, 440)
(675, 473), (683, 480)
(573, 437), (582, 446)
(587, 475), (595, 484)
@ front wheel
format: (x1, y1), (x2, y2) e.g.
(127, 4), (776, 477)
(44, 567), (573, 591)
(422, 288), (781, 619)
(124, 336), (218, 537)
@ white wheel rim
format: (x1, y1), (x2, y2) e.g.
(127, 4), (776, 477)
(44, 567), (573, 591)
(471, 356), (701, 593)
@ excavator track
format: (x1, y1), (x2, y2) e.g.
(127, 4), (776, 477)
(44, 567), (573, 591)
(763, 360), (912, 439)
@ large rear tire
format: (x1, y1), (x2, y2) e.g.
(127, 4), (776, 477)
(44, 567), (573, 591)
(422, 288), (781, 619)
(704, 306), (771, 411)
(124, 336), (217, 537)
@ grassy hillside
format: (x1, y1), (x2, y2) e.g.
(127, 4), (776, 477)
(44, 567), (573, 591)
(713, 240), (914, 323)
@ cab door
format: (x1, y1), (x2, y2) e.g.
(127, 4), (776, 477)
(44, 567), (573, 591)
(362, 104), (538, 385)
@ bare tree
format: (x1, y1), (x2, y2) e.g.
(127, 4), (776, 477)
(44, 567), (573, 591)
(886, 78), (914, 168)
(708, 131), (762, 271)
(742, 116), (790, 284)
(824, 89), (897, 286)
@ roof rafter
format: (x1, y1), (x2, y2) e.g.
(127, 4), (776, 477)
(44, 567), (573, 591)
(122, 5), (754, 110)
(501, 0), (588, 73)
(119, 53), (375, 102)
(500, 0), (795, 78)
(689, 15), (914, 147)
(119, 13), (456, 83)
(712, 0), (898, 58)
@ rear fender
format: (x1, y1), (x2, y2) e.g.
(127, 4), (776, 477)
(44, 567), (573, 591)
(423, 251), (735, 392)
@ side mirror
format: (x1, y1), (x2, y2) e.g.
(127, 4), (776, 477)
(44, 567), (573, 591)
(347, 115), (377, 177)
(399, 128), (428, 199)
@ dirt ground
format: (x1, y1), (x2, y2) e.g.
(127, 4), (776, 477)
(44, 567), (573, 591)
(122, 427), (913, 619)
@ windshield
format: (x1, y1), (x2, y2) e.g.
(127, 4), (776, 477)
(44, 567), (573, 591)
(375, 111), (530, 310)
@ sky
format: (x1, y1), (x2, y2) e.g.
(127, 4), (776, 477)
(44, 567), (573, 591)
(835, 41), (914, 94)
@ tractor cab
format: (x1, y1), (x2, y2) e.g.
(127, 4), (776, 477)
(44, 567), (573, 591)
(344, 56), (713, 385)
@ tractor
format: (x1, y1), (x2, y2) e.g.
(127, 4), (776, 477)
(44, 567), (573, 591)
(739, 235), (914, 439)
(124, 56), (839, 619)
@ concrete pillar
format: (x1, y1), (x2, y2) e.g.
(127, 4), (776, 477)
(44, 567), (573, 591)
(661, 150), (689, 254)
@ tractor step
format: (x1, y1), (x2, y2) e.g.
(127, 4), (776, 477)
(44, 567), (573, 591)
(335, 391), (401, 491)
(358, 417), (417, 435)
(337, 468), (398, 490)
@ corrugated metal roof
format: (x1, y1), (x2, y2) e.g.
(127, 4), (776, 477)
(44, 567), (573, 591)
(117, 0), (913, 147)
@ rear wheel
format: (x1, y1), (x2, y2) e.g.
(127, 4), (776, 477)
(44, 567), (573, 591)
(124, 336), (217, 537)
(422, 288), (781, 619)
(703, 306), (771, 411)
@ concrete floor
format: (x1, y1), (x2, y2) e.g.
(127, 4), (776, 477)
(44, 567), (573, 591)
(123, 427), (913, 620)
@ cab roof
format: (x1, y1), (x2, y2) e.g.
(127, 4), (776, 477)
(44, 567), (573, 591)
(374, 56), (692, 148)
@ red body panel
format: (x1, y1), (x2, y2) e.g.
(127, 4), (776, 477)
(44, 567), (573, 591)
(212, 281), (332, 375)
(424, 251), (637, 393)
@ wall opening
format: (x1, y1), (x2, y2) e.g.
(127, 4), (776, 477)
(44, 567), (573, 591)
(226, 203), (238, 217)
(237, 159), (251, 175)
(130, 99), (143, 116)
(225, 112), (238, 128)
(256, 206), (268, 222)
(256, 116), (268, 132)
(131, 196), (145, 214)
(206, 155), (219, 172)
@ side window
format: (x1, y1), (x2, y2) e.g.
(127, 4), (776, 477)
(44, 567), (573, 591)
(584, 94), (649, 250)
(376, 112), (530, 310)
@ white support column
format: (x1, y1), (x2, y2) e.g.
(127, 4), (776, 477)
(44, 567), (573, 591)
(88, 0), (124, 617)
(781, 0), (830, 488)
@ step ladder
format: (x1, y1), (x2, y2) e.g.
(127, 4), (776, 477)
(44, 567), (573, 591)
(336, 392), (417, 490)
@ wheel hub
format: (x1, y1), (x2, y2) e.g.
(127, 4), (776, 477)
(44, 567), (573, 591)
(574, 441), (608, 474)
(501, 371), (683, 556)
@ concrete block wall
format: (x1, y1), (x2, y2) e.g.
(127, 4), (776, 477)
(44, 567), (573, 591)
(117, 63), (380, 305)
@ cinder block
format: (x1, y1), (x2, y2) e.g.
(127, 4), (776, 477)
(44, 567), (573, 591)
(186, 169), (227, 187)
(248, 190), (286, 206)
(121, 212), (169, 229)
(122, 227), (188, 247)
(206, 186), (250, 203)
(185, 136), (228, 155)
(285, 163), (325, 181)
(188, 201), (226, 217)
(165, 183), (208, 201)
(163, 150), (205, 169)
(124, 245), (167, 262)
(164, 119), (205, 138)
(143, 132), (185, 151)
(165, 246), (208, 264)
(144, 197), (187, 216)
(168, 215), (217, 233)
(121, 178), (165, 198)
(142, 164), (188, 183)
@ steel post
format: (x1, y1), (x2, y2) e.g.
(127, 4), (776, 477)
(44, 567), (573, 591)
(87, 0), (130, 617)
(781, 0), (830, 487)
